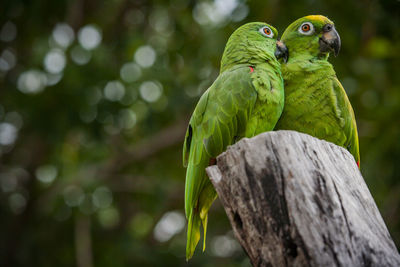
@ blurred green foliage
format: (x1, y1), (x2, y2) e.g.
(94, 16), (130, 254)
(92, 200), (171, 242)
(0, 0), (399, 266)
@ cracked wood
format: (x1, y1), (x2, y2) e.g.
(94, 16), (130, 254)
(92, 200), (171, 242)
(206, 130), (400, 267)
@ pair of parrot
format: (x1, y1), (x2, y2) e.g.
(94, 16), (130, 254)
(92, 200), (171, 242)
(183, 15), (360, 260)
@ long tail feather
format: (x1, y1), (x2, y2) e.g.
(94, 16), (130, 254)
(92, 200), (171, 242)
(201, 214), (208, 252)
(198, 180), (217, 252)
(185, 139), (217, 259)
(186, 209), (201, 261)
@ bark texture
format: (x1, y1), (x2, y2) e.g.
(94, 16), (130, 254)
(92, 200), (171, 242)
(206, 130), (400, 267)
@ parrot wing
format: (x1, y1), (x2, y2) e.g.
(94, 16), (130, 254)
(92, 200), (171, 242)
(183, 66), (257, 259)
(332, 77), (360, 167)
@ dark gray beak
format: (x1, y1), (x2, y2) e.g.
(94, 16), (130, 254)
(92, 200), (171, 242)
(275, 40), (289, 63)
(319, 24), (341, 57)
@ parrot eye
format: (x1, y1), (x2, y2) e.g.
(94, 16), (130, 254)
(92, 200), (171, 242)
(259, 26), (274, 38)
(298, 22), (314, 35)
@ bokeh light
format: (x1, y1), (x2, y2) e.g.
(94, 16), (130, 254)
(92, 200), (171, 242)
(52, 23), (74, 48)
(63, 185), (85, 207)
(0, 122), (18, 146)
(153, 211), (185, 242)
(139, 81), (163, 103)
(78, 24), (102, 50)
(46, 73), (63, 86)
(134, 45), (156, 68)
(211, 234), (241, 257)
(104, 81), (125, 101)
(44, 49), (66, 74)
(35, 165), (58, 184)
(193, 0), (246, 27)
(120, 62), (141, 83)
(0, 48), (16, 72)
(97, 207), (120, 228)
(117, 109), (137, 129)
(17, 69), (47, 94)
(92, 186), (113, 209)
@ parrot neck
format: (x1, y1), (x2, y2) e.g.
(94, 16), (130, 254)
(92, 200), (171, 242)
(220, 40), (277, 73)
(282, 58), (335, 82)
(220, 54), (279, 74)
(287, 51), (329, 63)
(288, 48), (329, 63)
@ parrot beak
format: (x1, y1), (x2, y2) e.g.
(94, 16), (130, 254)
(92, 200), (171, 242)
(319, 24), (341, 57)
(275, 40), (289, 63)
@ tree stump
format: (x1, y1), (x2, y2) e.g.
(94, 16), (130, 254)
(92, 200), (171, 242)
(206, 130), (400, 267)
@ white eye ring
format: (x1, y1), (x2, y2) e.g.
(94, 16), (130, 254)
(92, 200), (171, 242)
(298, 22), (314, 35)
(259, 26), (274, 38)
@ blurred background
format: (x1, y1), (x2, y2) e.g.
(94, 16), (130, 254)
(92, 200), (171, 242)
(0, 0), (399, 266)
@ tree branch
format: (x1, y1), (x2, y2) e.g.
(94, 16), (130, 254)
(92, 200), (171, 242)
(207, 130), (400, 267)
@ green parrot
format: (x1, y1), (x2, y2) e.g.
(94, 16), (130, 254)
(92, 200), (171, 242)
(275, 15), (360, 167)
(183, 22), (288, 260)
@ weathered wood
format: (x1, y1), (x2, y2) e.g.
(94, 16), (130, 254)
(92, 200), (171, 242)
(206, 130), (400, 267)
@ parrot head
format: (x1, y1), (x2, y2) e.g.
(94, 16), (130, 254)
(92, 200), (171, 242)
(281, 15), (341, 61)
(220, 22), (288, 73)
